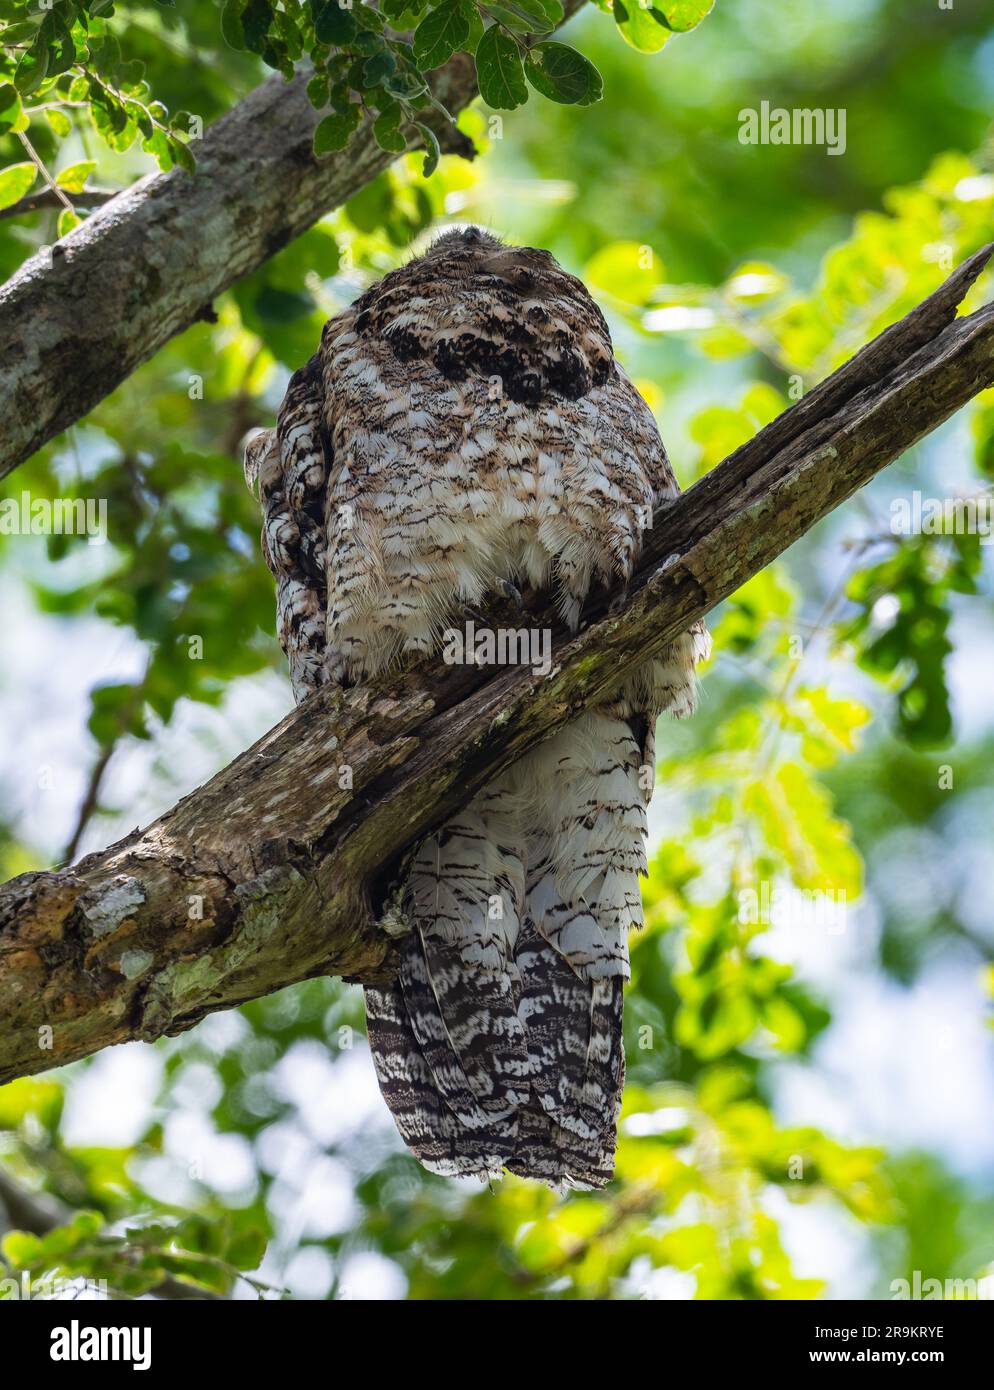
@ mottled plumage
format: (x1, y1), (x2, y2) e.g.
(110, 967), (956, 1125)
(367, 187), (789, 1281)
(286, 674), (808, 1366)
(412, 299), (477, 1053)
(248, 227), (709, 1188)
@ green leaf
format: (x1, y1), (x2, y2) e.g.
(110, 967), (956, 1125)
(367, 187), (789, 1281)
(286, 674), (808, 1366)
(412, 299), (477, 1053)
(475, 24), (527, 110)
(13, 36), (49, 95)
(612, 0), (670, 53)
(362, 49), (397, 87)
(274, 4), (305, 56)
(168, 135), (196, 174)
(56, 160), (96, 194)
(520, 0), (565, 21)
(352, 30), (385, 55)
(306, 72), (330, 108)
(37, 1210), (103, 1260)
(226, 1228), (267, 1270)
(413, 1), (470, 71)
(354, 2), (388, 30)
(45, 107), (72, 137)
(0, 1078), (64, 1133)
(42, 12), (76, 78)
(0, 162), (36, 212)
(70, 1210), (105, 1239)
(373, 102), (406, 152)
(179, 1214), (230, 1258)
(0, 23), (40, 46)
(524, 42), (602, 105)
(654, 0), (713, 32)
(415, 120), (441, 175)
(312, 0), (358, 44)
(143, 126), (174, 170)
(90, 32), (124, 73)
(0, 82), (23, 137)
(842, 536), (965, 749)
(241, 0), (274, 53)
(460, 2), (485, 51)
(383, 64), (429, 100)
(484, 3), (546, 33)
(1, 1231), (44, 1269)
(744, 763), (862, 895)
(220, 0), (247, 49)
(87, 683), (147, 746)
(57, 207), (81, 237)
(160, 1253), (231, 1293)
(488, 0), (560, 31)
(313, 104), (361, 154)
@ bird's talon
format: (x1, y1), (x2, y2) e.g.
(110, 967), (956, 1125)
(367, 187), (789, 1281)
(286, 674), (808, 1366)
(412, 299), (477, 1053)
(499, 579), (524, 608)
(609, 586), (629, 614)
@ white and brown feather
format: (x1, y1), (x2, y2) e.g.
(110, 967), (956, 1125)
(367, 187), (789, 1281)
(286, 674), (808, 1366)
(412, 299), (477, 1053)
(253, 227), (708, 1188)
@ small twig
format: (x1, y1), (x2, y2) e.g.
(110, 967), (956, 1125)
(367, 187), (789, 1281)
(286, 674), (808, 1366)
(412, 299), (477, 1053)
(0, 187), (116, 223)
(0, 1165), (65, 1233)
(61, 660), (151, 866)
(16, 129), (74, 217)
(24, 101), (90, 113)
(61, 742), (116, 867)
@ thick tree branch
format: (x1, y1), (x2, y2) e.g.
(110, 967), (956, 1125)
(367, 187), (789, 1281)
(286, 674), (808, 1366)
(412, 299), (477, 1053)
(0, 2), (586, 483)
(0, 246), (991, 1086)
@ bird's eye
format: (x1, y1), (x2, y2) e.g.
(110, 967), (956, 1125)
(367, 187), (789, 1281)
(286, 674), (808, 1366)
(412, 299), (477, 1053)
(463, 227), (482, 245)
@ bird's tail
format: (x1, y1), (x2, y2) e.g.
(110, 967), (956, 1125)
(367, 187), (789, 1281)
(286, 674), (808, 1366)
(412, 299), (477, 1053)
(363, 918), (625, 1187)
(363, 710), (644, 1188)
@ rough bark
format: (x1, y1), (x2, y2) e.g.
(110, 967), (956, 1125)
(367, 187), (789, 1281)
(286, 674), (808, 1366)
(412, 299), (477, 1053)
(0, 246), (991, 1086)
(0, 3), (586, 483)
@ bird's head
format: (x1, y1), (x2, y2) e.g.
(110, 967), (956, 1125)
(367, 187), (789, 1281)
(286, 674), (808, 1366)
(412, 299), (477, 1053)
(420, 224), (559, 292)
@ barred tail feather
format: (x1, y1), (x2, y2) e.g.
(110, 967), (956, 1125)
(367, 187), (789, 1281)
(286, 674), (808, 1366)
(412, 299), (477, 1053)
(362, 708), (657, 1187)
(363, 920), (624, 1187)
(363, 972), (512, 1180)
(405, 930), (527, 1129)
(509, 917), (624, 1186)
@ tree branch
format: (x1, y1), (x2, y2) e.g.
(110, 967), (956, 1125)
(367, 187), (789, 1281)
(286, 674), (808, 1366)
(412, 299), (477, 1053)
(0, 245), (991, 1086)
(0, 3), (587, 483)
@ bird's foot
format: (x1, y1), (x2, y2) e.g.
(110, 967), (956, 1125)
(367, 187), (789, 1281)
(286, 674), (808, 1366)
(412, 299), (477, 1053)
(498, 579), (524, 608)
(609, 584), (630, 615)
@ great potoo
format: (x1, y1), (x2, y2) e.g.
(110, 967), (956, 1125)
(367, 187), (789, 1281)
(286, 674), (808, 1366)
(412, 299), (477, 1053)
(247, 226), (709, 1188)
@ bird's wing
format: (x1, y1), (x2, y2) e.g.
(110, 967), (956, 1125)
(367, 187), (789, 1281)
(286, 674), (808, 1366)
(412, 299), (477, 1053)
(253, 353), (330, 702)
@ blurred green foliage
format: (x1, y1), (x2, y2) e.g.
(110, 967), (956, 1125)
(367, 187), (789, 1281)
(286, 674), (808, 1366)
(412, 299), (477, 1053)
(1, 0), (993, 1302)
(0, 0), (710, 196)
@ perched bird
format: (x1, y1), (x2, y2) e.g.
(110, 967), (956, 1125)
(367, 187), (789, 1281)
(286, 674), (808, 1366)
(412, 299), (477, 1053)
(248, 226), (709, 1188)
